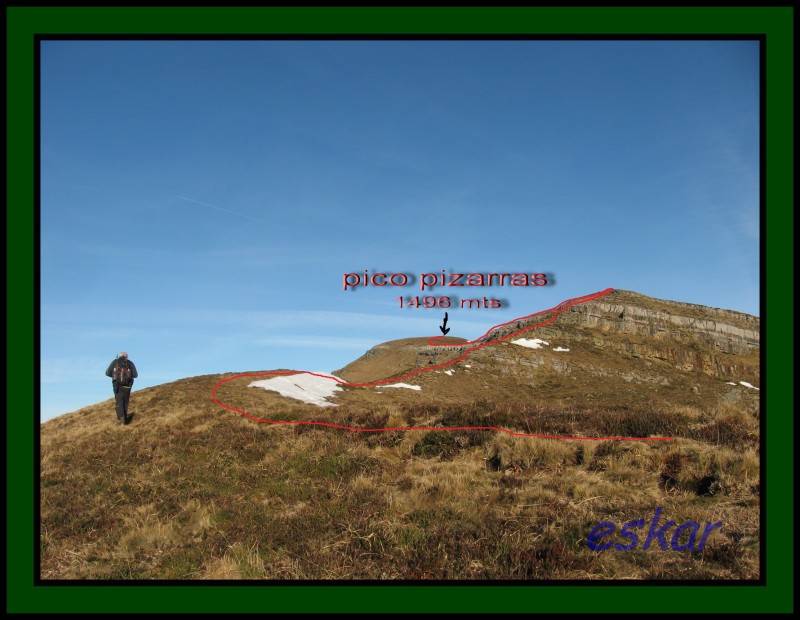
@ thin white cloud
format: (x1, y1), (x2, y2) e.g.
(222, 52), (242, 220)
(40, 357), (109, 384)
(63, 241), (325, 268)
(41, 304), (497, 333)
(175, 195), (262, 224)
(254, 336), (378, 349)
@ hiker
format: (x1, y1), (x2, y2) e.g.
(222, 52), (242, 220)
(105, 352), (138, 425)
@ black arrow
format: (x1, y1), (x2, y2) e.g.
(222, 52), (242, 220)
(439, 312), (450, 335)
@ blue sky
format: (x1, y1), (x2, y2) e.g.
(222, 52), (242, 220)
(40, 40), (759, 420)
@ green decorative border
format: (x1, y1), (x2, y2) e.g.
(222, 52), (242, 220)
(7, 5), (793, 614)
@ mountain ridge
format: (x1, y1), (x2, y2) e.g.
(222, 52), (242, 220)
(40, 289), (761, 580)
(334, 288), (759, 385)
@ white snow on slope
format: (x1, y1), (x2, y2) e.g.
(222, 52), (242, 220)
(444, 369), (454, 376)
(380, 383), (422, 391)
(726, 382), (737, 385)
(512, 338), (550, 349)
(464, 364), (472, 368)
(553, 346), (570, 352)
(739, 381), (760, 390)
(249, 372), (343, 407)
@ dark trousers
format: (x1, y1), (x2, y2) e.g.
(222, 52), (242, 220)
(113, 382), (131, 421)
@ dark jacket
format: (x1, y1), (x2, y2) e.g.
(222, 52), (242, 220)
(105, 358), (138, 387)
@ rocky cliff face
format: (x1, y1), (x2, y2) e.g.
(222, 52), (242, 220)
(562, 291), (759, 353)
(481, 290), (760, 382)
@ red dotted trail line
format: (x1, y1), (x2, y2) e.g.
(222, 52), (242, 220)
(210, 287), (674, 442)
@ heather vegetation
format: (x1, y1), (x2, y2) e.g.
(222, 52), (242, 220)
(41, 292), (760, 580)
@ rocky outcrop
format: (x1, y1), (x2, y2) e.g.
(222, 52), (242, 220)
(483, 290), (759, 381)
(563, 295), (759, 354)
(334, 337), (467, 382)
(339, 290), (760, 383)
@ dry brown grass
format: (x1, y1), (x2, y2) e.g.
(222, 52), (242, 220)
(40, 369), (760, 580)
(40, 297), (760, 580)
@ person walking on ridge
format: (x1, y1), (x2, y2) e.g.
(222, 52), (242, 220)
(105, 352), (138, 425)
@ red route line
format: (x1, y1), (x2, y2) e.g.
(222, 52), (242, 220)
(210, 287), (674, 442)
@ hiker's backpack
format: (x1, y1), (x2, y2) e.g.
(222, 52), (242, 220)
(113, 360), (132, 386)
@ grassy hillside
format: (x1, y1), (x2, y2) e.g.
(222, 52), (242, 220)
(40, 291), (761, 580)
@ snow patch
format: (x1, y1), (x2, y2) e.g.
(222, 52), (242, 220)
(739, 381), (759, 390)
(443, 369), (454, 376)
(249, 372), (342, 407)
(380, 383), (422, 391)
(464, 364), (472, 368)
(511, 338), (550, 349)
(553, 346), (570, 352)
(726, 382), (737, 386)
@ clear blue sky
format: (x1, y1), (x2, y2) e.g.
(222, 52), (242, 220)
(40, 40), (759, 420)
